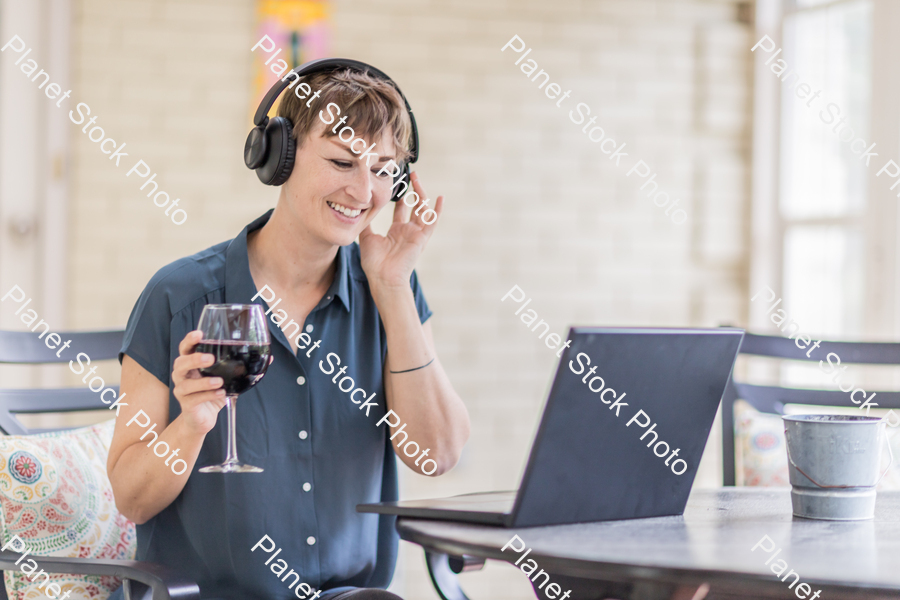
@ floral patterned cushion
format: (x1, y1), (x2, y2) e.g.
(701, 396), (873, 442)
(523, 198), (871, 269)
(0, 420), (136, 600)
(734, 400), (791, 486)
(735, 400), (900, 490)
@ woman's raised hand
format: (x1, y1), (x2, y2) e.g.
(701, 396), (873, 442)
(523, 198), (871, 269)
(359, 171), (443, 290)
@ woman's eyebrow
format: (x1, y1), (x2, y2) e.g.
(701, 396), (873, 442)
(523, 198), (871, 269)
(327, 138), (396, 163)
(328, 138), (357, 158)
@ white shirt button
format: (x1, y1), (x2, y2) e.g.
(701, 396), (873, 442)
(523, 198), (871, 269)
(303, 482), (312, 492)
(305, 324), (314, 333)
(298, 430), (308, 440)
(307, 536), (316, 546)
(296, 376), (306, 385)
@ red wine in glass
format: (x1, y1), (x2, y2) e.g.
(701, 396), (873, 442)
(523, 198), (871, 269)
(194, 304), (270, 473)
(196, 340), (270, 395)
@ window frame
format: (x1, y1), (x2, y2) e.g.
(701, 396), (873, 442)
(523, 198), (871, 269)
(749, 0), (900, 341)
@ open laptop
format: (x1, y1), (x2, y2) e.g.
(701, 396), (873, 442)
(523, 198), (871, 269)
(358, 326), (744, 527)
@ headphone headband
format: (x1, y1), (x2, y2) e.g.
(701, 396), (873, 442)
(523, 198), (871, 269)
(252, 57), (419, 165)
(245, 57), (419, 194)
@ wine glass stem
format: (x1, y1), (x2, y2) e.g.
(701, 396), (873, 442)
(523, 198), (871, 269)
(225, 394), (240, 466)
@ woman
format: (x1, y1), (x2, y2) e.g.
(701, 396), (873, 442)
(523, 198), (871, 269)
(106, 65), (470, 600)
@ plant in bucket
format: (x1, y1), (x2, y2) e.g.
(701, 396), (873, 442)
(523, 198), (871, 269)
(783, 415), (894, 520)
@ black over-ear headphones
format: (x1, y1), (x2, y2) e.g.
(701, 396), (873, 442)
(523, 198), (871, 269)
(244, 57), (419, 201)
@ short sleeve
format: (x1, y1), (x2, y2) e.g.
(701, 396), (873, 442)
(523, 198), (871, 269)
(409, 269), (432, 324)
(119, 265), (186, 387)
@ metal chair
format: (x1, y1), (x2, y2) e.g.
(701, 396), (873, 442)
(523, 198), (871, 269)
(721, 331), (900, 486)
(0, 329), (199, 600)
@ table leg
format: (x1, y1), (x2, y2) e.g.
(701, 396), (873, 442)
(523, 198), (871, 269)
(628, 581), (685, 600)
(422, 553), (711, 600)
(623, 581), (710, 600)
(122, 579), (152, 600)
(533, 573), (710, 600)
(424, 550), (474, 600)
(536, 572), (631, 600)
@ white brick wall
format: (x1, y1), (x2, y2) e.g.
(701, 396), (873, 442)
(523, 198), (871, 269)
(67, 0), (752, 598)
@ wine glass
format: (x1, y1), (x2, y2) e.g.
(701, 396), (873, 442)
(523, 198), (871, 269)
(194, 304), (271, 473)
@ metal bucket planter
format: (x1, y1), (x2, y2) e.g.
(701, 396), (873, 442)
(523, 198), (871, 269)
(782, 415), (893, 520)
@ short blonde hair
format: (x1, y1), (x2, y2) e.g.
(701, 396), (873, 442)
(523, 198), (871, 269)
(277, 67), (413, 164)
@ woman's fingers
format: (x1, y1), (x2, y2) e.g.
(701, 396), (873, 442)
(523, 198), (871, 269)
(178, 376), (224, 399)
(181, 389), (227, 410)
(174, 373), (225, 417)
(174, 351), (212, 373)
(408, 172), (426, 226)
(169, 330), (228, 431)
(173, 330), (212, 385)
(391, 191), (411, 224)
(408, 172), (439, 228)
(172, 351), (214, 385)
(178, 330), (203, 356)
(424, 195), (444, 233)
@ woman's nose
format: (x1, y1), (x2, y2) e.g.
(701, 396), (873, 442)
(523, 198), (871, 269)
(347, 165), (372, 202)
(345, 164), (374, 202)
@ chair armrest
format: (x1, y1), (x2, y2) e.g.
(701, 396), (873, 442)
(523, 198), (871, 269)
(0, 550), (200, 600)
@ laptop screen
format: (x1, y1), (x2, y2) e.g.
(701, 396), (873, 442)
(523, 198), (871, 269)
(512, 327), (743, 526)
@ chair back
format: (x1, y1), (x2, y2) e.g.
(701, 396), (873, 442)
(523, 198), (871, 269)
(0, 330), (125, 435)
(722, 331), (900, 485)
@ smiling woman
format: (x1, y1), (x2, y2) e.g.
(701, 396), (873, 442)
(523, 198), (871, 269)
(106, 58), (468, 600)
(293, 126), (396, 234)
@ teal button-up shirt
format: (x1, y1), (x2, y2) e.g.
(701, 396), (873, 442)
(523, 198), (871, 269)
(117, 209), (431, 599)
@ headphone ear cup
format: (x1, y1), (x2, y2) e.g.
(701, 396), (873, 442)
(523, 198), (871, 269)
(270, 118), (296, 186)
(256, 117), (296, 186)
(391, 162), (411, 202)
(244, 126), (268, 169)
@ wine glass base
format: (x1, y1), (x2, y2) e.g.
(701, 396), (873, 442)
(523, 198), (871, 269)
(199, 462), (263, 473)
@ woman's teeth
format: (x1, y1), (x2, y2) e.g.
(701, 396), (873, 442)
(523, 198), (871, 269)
(327, 201), (362, 218)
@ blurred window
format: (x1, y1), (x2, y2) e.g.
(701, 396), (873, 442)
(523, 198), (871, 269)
(772, 0), (871, 387)
(779, 0), (871, 341)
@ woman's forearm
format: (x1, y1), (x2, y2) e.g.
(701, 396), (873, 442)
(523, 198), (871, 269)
(372, 284), (470, 474)
(108, 414), (207, 524)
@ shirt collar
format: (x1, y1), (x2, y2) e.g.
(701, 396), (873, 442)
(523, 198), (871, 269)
(225, 209), (352, 313)
(318, 244), (352, 313)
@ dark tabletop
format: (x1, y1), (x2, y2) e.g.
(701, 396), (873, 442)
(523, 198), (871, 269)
(396, 488), (900, 598)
